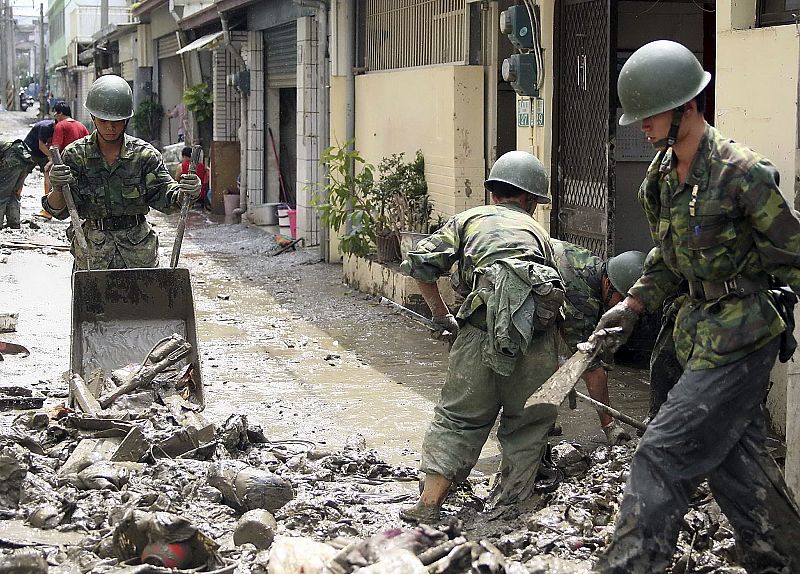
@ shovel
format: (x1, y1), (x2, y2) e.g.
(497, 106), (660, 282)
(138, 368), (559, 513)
(50, 147), (91, 269)
(522, 327), (645, 432)
(170, 145), (202, 267)
(65, 145), (206, 410)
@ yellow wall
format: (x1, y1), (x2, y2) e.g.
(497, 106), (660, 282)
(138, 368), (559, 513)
(352, 65), (486, 219)
(716, 25), (798, 203)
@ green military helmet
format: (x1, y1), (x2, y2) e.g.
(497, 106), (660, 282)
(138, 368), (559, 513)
(485, 150), (550, 203)
(606, 250), (645, 295)
(618, 40), (711, 126)
(84, 75), (134, 121)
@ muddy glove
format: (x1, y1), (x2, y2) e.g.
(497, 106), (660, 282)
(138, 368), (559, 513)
(432, 313), (459, 340)
(178, 173), (202, 200)
(591, 299), (641, 354)
(603, 421), (632, 446)
(49, 164), (75, 188)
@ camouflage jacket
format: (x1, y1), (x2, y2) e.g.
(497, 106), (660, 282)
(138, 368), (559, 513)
(43, 132), (181, 220)
(628, 124), (800, 370)
(552, 239), (604, 352)
(0, 140), (34, 203)
(400, 203), (556, 319)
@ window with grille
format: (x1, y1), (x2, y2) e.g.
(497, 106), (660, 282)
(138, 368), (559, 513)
(360, 0), (472, 72)
(757, 0), (800, 26)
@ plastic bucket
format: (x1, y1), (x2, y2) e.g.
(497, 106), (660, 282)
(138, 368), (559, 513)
(287, 209), (297, 239)
(264, 203), (281, 225)
(224, 194), (240, 216)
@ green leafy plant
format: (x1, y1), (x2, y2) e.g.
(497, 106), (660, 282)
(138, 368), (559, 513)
(131, 99), (163, 142)
(313, 140), (377, 257)
(378, 150), (431, 233)
(183, 83), (213, 123)
(313, 143), (431, 260)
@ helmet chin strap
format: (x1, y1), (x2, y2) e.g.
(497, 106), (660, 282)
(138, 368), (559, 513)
(651, 106), (685, 150)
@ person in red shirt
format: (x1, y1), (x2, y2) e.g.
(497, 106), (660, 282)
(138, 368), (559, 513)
(175, 147), (209, 208)
(52, 102), (90, 151)
(35, 103), (90, 219)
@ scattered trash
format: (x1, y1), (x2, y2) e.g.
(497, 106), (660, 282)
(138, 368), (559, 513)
(0, 548), (48, 574)
(0, 313), (18, 333)
(233, 509), (278, 549)
(0, 386), (44, 410)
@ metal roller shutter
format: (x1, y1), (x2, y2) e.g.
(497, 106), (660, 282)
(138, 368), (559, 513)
(157, 34), (180, 59)
(265, 22), (296, 87)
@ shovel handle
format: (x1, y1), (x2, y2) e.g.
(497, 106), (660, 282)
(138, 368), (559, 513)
(574, 390), (647, 432)
(50, 147), (91, 270)
(170, 145), (202, 268)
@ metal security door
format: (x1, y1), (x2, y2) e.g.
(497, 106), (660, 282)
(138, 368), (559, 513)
(552, 0), (616, 257)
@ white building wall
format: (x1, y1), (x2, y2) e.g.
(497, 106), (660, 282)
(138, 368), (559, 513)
(296, 16), (320, 247)
(245, 31), (267, 221)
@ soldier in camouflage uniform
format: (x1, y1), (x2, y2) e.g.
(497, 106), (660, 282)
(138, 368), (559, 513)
(45, 75), (201, 269)
(398, 150), (565, 523)
(0, 140), (36, 229)
(553, 240), (644, 444)
(592, 40), (800, 573)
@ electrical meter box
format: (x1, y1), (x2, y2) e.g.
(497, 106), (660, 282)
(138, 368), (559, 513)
(502, 53), (538, 97)
(499, 5), (533, 50)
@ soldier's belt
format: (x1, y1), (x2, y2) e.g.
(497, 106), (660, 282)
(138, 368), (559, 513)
(87, 214), (145, 231)
(687, 275), (770, 300)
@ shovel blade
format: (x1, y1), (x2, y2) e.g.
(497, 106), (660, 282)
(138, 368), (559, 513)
(525, 348), (598, 408)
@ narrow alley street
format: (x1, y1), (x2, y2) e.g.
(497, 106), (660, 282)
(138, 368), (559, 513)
(0, 109), (754, 573)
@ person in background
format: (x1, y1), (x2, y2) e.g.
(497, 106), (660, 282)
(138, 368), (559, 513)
(175, 147), (208, 209)
(553, 240), (645, 445)
(51, 102), (90, 153)
(0, 140), (35, 229)
(22, 118), (56, 220)
(167, 102), (188, 143)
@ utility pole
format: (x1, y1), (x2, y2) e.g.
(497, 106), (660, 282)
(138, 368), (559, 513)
(5, 0), (15, 111)
(0, 0), (6, 111)
(38, 2), (46, 118)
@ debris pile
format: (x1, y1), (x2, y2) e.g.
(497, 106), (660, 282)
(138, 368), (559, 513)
(0, 337), (752, 573)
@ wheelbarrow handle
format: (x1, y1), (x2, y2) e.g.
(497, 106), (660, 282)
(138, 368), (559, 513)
(50, 147), (91, 270)
(170, 145), (202, 268)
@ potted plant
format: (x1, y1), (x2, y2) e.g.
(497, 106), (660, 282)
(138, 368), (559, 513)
(377, 150), (431, 261)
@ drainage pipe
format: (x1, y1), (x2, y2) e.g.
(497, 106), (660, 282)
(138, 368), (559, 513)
(220, 12), (249, 221)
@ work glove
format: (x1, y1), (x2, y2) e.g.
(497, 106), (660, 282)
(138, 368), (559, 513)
(603, 421), (632, 446)
(432, 313), (459, 343)
(49, 164), (75, 188)
(589, 300), (641, 355)
(178, 173), (202, 200)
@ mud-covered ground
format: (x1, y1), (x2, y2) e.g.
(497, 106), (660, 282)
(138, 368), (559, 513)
(0, 108), (751, 573)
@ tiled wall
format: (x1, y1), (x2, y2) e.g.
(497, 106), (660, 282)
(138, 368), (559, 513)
(296, 16), (321, 246)
(246, 31), (265, 207)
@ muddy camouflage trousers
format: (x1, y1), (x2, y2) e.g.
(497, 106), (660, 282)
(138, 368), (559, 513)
(420, 323), (558, 506)
(595, 338), (800, 574)
(68, 220), (160, 270)
(648, 313), (682, 419)
(0, 197), (20, 229)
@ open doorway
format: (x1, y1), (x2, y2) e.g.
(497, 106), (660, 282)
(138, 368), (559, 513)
(551, 0), (715, 257)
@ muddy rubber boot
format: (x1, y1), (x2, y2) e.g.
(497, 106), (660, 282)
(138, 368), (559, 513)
(399, 474), (451, 524)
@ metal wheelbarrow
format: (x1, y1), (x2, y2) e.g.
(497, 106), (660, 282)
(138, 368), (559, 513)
(55, 146), (205, 409)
